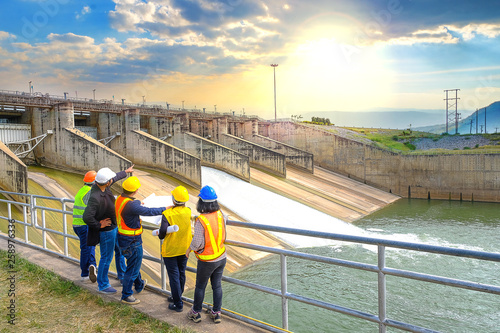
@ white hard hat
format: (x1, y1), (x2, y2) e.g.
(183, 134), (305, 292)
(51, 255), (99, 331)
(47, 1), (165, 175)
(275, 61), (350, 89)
(95, 167), (116, 184)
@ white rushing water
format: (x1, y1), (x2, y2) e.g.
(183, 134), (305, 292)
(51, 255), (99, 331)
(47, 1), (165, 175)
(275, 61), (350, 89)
(201, 167), (492, 253)
(201, 167), (366, 248)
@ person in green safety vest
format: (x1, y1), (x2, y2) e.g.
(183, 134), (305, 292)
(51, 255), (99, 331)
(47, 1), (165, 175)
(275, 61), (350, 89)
(72, 170), (98, 282)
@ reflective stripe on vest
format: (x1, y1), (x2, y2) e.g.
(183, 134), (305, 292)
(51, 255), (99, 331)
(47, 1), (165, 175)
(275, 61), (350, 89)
(115, 196), (143, 236)
(195, 210), (225, 261)
(72, 185), (91, 225)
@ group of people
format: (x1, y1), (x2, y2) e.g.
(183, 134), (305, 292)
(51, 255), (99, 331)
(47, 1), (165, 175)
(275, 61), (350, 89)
(72, 165), (227, 324)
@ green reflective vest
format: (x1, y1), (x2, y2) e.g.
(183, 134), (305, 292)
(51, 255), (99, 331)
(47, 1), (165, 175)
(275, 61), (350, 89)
(72, 185), (92, 226)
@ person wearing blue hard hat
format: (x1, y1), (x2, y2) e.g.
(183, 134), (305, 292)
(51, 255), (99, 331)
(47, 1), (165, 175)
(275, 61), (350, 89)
(186, 185), (227, 324)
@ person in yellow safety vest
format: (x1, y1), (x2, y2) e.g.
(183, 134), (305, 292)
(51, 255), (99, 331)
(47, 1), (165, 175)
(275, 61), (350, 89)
(186, 185), (227, 324)
(115, 176), (166, 305)
(157, 186), (193, 312)
(72, 170), (98, 283)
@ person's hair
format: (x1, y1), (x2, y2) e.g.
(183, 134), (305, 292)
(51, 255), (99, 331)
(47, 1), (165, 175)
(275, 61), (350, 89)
(196, 198), (220, 213)
(173, 198), (186, 207)
(96, 181), (108, 186)
(122, 189), (135, 196)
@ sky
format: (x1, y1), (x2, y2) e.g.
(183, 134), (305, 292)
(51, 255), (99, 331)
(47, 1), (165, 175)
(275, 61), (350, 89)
(1, 0), (500, 120)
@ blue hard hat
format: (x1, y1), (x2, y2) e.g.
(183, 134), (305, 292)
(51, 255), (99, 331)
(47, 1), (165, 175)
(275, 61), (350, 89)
(199, 185), (217, 202)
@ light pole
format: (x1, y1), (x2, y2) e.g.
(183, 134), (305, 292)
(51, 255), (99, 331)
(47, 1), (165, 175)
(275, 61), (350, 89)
(182, 100), (185, 110)
(142, 96), (145, 106)
(214, 105), (217, 112)
(29, 81), (32, 94)
(93, 89), (96, 101)
(270, 64), (278, 121)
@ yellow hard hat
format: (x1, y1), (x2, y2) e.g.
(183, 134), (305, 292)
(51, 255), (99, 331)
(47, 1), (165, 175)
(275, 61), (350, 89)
(122, 176), (141, 192)
(171, 186), (189, 203)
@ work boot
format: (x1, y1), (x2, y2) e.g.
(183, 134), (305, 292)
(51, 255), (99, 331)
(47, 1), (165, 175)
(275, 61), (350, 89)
(89, 265), (97, 283)
(122, 296), (140, 305)
(208, 310), (221, 324)
(187, 309), (201, 323)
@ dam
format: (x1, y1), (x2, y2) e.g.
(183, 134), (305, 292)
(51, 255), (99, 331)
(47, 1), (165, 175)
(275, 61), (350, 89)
(2, 89), (500, 203)
(1, 89), (500, 332)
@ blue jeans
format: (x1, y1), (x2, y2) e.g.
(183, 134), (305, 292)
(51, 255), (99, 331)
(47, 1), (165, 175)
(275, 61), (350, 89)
(193, 258), (226, 313)
(73, 225), (96, 277)
(120, 241), (145, 299)
(97, 228), (125, 291)
(115, 242), (126, 281)
(163, 255), (188, 308)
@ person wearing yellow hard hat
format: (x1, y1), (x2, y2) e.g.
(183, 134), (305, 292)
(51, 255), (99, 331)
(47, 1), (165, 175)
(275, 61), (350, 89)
(156, 185), (193, 312)
(72, 170), (97, 282)
(115, 176), (166, 305)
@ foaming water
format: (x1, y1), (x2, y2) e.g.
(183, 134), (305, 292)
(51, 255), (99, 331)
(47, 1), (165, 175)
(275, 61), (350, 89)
(201, 166), (364, 247)
(202, 167), (494, 253)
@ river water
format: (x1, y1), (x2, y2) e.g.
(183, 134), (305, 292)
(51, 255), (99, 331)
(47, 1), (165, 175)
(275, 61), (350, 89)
(194, 167), (500, 333)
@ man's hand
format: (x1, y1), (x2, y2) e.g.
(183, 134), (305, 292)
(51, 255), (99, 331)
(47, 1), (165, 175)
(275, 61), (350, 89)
(99, 218), (112, 228)
(125, 164), (135, 174)
(185, 248), (191, 258)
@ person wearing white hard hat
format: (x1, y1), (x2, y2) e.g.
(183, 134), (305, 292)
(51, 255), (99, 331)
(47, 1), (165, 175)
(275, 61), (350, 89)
(83, 164), (134, 294)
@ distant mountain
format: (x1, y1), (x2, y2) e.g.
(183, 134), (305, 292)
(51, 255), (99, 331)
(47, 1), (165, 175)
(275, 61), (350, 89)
(301, 109), (445, 129)
(416, 101), (500, 134)
(301, 103), (500, 133)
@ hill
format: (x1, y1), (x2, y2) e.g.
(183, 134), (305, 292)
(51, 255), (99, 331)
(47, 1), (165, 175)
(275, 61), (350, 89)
(301, 109), (444, 129)
(415, 101), (500, 134)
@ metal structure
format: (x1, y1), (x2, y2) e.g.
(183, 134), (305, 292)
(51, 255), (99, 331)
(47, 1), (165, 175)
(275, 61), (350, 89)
(6, 130), (53, 158)
(1, 190), (499, 333)
(0, 89), (262, 120)
(271, 64), (278, 122)
(97, 132), (121, 146)
(444, 89), (460, 134)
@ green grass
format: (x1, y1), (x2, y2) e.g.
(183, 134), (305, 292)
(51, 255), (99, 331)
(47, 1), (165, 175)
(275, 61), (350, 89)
(0, 250), (194, 333)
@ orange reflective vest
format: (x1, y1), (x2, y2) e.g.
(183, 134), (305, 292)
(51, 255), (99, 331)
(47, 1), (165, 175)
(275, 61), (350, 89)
(195, 210), (226, 261)
(115, 195), (143, 236)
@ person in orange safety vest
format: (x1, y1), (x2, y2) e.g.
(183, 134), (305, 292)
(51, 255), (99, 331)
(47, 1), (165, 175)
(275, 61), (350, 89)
(116, 176), (165, 305)
(186, 185), (227, 324)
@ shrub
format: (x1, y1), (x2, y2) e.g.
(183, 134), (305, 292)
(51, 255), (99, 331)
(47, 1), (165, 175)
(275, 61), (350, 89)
(404, 142), (416, 150)
(464, 147), (471, 150)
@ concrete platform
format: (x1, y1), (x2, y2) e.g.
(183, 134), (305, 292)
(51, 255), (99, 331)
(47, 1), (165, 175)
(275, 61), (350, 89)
(0, 236), (271, 333)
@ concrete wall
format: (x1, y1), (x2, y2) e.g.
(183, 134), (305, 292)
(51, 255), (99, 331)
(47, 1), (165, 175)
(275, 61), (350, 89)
(250, 134), (314, 173)
(176, 132), (250, 182)
(32, 103), (132, 173)
(220, 133), (286, 177)
(263, 121), (500, 202)
(112, 109), (202, 187)
(0, 140), (28, 199)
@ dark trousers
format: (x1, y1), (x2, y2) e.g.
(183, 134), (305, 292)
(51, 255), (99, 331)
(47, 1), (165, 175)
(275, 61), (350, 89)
(163, 255), (189, 308)
(73, 225), (96, 277)
(193, 258), (226, 313)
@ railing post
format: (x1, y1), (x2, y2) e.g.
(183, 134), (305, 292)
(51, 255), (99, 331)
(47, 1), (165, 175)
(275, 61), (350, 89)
(280, 253), (289, 330)
(378, 245), (387, 333)
(42, 210), (47, 249)
(62, 200), (68, 256)
(25, 197), (31, 243)
(160, 240), (167, 291)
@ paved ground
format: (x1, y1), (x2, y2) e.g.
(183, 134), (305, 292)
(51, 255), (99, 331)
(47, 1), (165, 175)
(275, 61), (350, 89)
(0, 236), (272, 333)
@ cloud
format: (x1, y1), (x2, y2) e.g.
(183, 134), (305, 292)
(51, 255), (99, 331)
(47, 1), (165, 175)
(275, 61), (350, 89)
(76, 5), (91, 20)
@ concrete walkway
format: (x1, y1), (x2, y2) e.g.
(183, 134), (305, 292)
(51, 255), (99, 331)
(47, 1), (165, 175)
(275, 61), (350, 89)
(0, 237), (271, 333)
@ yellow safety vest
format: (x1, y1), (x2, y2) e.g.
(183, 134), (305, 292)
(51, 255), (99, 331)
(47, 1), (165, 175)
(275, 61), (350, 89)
(161, 206), (192, 257)
(195, 210), (226, 261)
(73, 185), (91, 226)
(115, 196), (143, 236)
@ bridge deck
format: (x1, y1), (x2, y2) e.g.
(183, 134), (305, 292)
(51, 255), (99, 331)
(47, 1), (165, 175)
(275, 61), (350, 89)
(251, 166), (400, 222)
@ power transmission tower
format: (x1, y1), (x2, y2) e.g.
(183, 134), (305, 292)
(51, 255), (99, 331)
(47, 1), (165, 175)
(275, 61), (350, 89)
(444, 89), (460, 134)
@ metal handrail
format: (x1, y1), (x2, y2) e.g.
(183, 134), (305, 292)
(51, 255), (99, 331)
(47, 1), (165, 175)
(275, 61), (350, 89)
(0, 189), (499, 333)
